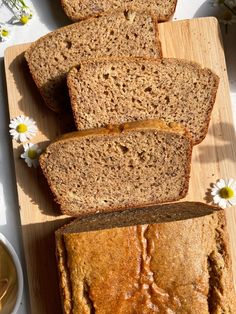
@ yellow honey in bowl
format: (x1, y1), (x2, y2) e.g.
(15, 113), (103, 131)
(0, 241), (18, 313)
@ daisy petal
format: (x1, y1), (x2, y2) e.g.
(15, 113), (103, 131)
(213, 194), (221, 203)
(19, 133), (27, 142)
(219, 198), (227, 208)
(226, 200), (232, 208)
(216, 179), (226, 189)
(227, 178), (234, 187)
(230, 182), (236, 191)
(18, 115), (25, 123)
(26, 159), (32, 167)
(211, 188), (219, 196)
(228, 198), (236, 206)
(20, 152), (27, 159)
(9, 121), (17, 128)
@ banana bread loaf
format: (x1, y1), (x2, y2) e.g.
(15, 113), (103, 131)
(61, 0), (177, 21)
(25, 10), (162, 112)
(67, 58), (219, 144)
(56, 202), (236, 313)
(39, 119), (193, 216)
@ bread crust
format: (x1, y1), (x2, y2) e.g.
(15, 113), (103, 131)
(55, 205), (236, 313)
(67, 57), (219, 145)
(25, 10), (162, 112)
(51, 118), (190, 143)
(39, 119), (193, 217)
(60, 0), (177, 22)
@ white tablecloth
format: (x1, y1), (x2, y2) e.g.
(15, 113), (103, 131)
(0, 0), (235, 312)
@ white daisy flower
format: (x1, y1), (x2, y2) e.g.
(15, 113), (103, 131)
(18, 7), (33, 24)
(9, 115), (37, 142)
(9, 9), (32, 25)
(0, 25), (11, 42)
(211, 178), (236, 208)
(7, 3), (33, 25)
(21, 143), (41, 168)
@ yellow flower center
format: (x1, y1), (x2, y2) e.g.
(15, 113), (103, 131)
(2, 29), (9, 37)
(28, 149), (37, 159)
(219, 187), (234, 199)
(16, 123), (28, 133)
(20, 15), (29, 24)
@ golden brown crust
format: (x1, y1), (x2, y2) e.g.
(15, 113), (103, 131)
(55, 206), (236, 313)
(49, 118), (191, 144)
(55, 232), (72, 314)
(207, 211), (236, 312)
(55, 202), (222, 234)
(39, 119), (193, 217)
(67, 57), (219, 144)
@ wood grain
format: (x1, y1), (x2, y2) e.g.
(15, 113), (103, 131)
(4, 17), (236, 313)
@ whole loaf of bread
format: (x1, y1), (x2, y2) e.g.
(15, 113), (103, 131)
(56, 202), (236, 313)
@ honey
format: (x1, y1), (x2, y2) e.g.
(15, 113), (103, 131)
(0, 241), (18, 313)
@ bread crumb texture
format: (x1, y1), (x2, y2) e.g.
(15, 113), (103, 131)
(25, 10), (161, 112)
(40, 120), (192, 216)
(68, 58), (219, 144)
(56, 209), (236, 313)
(61, 0), (177, 21)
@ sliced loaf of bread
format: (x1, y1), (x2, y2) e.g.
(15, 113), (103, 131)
(61, 0), (177, 21)
(39, 119), (193, 217)
(56, 202), (236, 313)
(67, 58), (219, 144)
(25, 10), (162, 112)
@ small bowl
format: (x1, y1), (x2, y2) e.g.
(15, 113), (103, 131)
(0, 233), (23, 314)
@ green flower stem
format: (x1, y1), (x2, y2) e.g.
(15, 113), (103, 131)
(3, 0), (29, 11)
(18, 0), (27, 6)
(4, 0), (21, 10)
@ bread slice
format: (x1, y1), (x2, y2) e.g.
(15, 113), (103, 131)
(61, 0), (177, 22)
(56, 202), (236, 314)
(67, 58), (219, 144)
(25, 10), (162, 112)
(39, 119), (193, 217)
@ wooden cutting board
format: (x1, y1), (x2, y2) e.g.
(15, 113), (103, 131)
(4, 17), (236, 313)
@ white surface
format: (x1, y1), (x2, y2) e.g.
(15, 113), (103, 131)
(0, 0), (235, 313)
